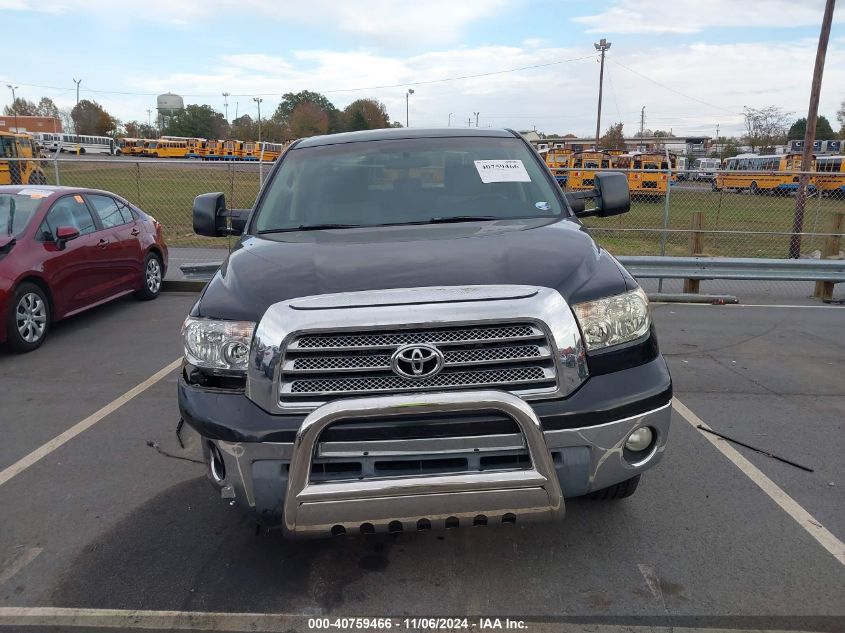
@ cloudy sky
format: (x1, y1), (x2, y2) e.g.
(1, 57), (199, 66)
(2, 0), (844, 137)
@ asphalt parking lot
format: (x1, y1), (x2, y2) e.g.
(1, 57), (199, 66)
(0, 290), (843, 632)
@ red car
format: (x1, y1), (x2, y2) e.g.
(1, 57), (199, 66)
(0, 185), (168, 352)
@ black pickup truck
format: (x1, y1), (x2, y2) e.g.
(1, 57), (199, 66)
(178, 128), (672, 538)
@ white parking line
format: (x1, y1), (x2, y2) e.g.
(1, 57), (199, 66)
(0, 548), (42, 585)
(0, 359), (181, 489)
(673, 398), (845, 568)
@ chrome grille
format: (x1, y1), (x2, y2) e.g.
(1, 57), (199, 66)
(279, 322), (558, 404)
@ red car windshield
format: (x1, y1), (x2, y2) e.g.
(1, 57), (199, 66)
(0, 193), (43, 238)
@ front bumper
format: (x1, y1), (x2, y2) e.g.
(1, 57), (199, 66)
(192, 386), (671, 537)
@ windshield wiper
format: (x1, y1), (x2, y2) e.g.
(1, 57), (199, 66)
(258, 223), (363, 234)
(427, 215), (502, 224)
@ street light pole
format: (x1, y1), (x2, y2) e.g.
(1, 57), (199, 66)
(405, 89), (414, 127)
(448, 112), (452, 127)
(146, 109), (152, 128)
(593, 38), (611, 150)
(6, 85), (19, 132)
(253, 97), (263, 143)
(474, 111), (480, 127)
(73, 78), (82, 155)
(222, 92), (230, 122)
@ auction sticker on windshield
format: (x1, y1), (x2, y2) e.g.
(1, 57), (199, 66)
(474, 159), (531, 183)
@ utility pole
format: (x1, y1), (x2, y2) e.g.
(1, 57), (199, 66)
(5, 85), (18, 132)
(234, 101), (238, 122)
(222, 92), (230, 122)
(790, 0), (835, 259)
(593, 38), (611, 150)
(639, 106), (645, 151)
(405, 89), (414, 127)
(474, 111), (480, 127)
(715, 123), (720, 159)
(448, 112), (452, 127)
(253, 97), (263, 143)
(467, 117), (472, 127)
(73, 78), (82, 154)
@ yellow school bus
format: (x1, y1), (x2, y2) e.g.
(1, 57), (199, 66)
(814, 155), (845, 198)
(260, 142), (285, 161)
(613, 152), (672, 199)
(198, 140), (224, 160)
(118, 138), (147, 156)
(567, 151), (613, 190)
(543, 148), (572, 186)
(0, 132), (48, 185)
(221, 140), (244, 160)
(143, 139), (191, 158)
(715, 153), (814, 195)
(160, 136), (206, 159)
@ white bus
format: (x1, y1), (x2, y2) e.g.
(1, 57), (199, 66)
(56, 134), (120, 155)
(32, 133), (63, 152)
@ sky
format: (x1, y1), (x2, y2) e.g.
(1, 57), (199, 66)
(2, 0), (844, 138)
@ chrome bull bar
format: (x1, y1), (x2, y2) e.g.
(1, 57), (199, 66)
(283, 390), (565, 537)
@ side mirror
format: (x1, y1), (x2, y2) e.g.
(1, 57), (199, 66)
(569, 171), (631, 218)
(55, 225), (80, 250)
(192, 193), (249, 237)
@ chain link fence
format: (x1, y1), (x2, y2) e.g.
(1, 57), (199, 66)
(4, 157), (844, 298)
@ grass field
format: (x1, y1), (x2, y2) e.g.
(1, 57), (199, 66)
(39, 159), (845, 257)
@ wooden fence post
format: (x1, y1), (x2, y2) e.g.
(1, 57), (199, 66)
(813, 209), (845, 301)
(684, 211), (705, 294)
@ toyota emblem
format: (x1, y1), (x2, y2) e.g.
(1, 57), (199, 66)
(390, 343), (445, 379)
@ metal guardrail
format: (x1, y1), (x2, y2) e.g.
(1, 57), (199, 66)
(617, 256), (845, 282)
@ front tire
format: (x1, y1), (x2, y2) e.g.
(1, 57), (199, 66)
(6, 283), (51, 352)
(587, 474), (641, 500)
(135, 252), (163, 301)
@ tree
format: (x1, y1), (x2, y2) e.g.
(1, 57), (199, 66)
(710, 136), (741, 159)
(123, 121), (157, 138)
(653, 129), (674, 137)
(289, 102), (329, 137)
(598, 122), (624, 149)
(341, 98), (391, 131)
(743, 106), (791, 153)
(71, 99), (117, 135)
(633, 128), (653, 138)
(36, 97), (60, 119)
(3, 97), (38, 116)
(787, 116), (834, 140)
(229, 115), (256, 141)
(163, 104), (225, 139)
(835, 99), (844, 138)
(273, 90), (339, 133)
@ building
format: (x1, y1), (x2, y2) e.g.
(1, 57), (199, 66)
(0, 115), (63, 134)
(531, 135), (712, 157)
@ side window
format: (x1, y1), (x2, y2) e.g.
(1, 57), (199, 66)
(43, 195), (97, 237)
(88, 194), (126, 228)
(115, 199), (135, 223)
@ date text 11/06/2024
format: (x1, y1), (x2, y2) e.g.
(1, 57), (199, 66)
(307, 617), (528, 630)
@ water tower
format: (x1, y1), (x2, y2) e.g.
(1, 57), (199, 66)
(156, 93), (184, 130)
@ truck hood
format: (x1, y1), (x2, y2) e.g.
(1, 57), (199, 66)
(196, 218), (630, 321)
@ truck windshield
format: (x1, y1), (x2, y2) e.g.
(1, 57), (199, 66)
(253, 136), (564, 232)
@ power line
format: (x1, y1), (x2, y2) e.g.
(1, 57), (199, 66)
(608, 57), (743, 116)
(6, 54), (596, 99)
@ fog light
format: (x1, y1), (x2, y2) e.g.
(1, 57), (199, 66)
(625, 427), (654, 452)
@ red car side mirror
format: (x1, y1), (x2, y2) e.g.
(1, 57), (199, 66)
(55, 225), (80, 250)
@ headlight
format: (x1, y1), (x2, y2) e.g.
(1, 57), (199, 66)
(573, 288), (650, 351)
(182, 317), (256, 371)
